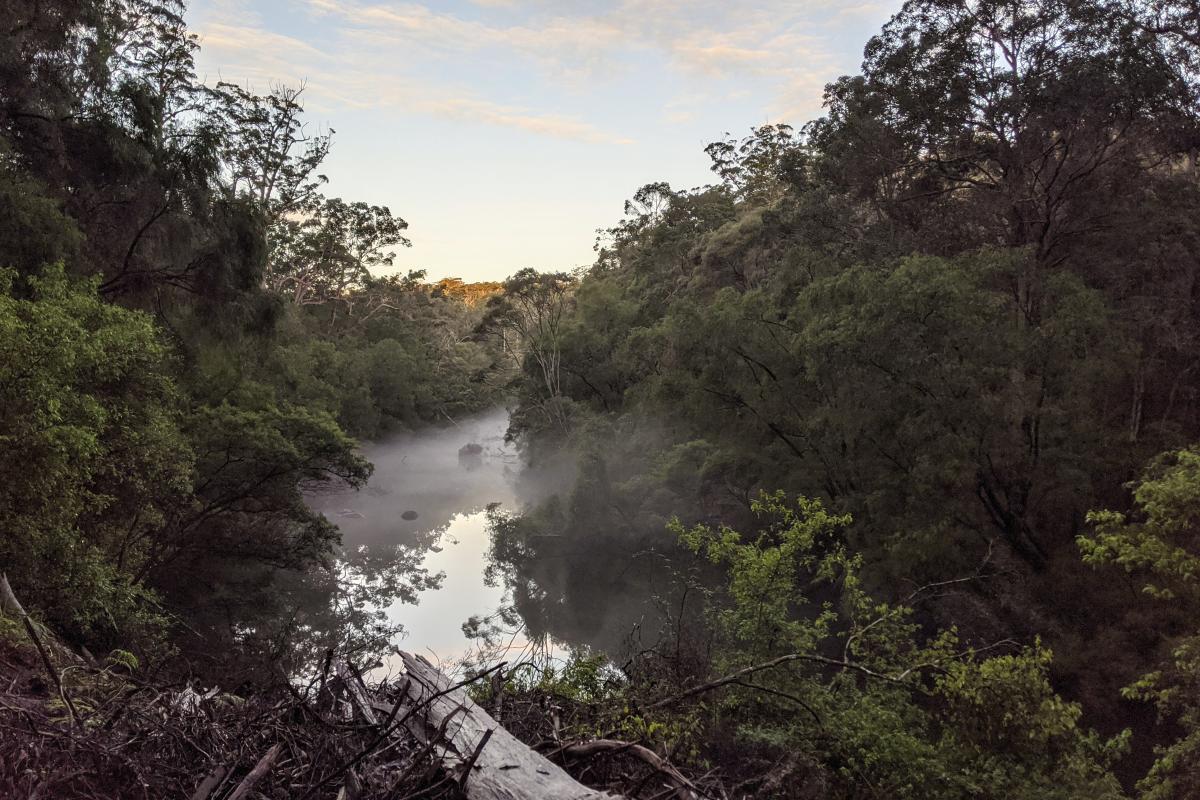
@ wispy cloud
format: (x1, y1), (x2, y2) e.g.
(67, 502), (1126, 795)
(373, 82), (636, 144)
(198, 22), (329, 84)
(186, 0), (899, 280)
(305, 0), (849, 84)
(194, 5), (634, 143)
(194, 0), (885, 142)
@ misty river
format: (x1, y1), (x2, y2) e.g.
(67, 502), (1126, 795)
(305, 408), (531, 665)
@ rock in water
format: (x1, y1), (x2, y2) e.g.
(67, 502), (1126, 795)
(401, 510), (419, 521)
(458, 442), (484, 470)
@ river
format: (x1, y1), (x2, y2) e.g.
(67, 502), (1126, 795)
(305, 408), (532, 666)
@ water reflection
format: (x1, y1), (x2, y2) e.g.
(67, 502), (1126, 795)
(307, 408), (523, 661)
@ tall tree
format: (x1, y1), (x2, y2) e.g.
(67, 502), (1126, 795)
(479, 268), (576, 429)
(210, 81), (332, 222)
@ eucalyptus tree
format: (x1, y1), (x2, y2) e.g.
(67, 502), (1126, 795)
(480, 268), (577, 430)
(209, 81), (332, 222)
(813, 0), (1196, 299)
(266, 197), (412, 325)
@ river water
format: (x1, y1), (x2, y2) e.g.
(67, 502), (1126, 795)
(305, 408), (528, 665)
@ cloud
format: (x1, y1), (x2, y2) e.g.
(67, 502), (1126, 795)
(304, 0), (842, 88)
(670, 42), (775, 75)
(194, 12), (632, 144)
(193, 0), (891, 142)
(198, 22), (327, 78)
(308, 0), (629, 83)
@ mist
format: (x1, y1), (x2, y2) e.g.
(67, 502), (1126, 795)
(307, 407), (524, 659)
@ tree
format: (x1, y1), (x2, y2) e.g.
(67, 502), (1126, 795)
(1126, 1), (1200, 80)
(1082, 448), (1200, 799)
(0, 1), (269, 301)
(661, 492), (1126, 799)
(112, 0), (202, 151)
(480, 268), (576, 429)
(813, 0), (1196, 320)
(704, 123), (806, 202)
(0, 264), (191, 644)
(210, 81), (332, 222)
(266, 197), (412, 316)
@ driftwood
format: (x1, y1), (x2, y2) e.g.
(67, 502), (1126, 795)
(384, 651), (621, 800)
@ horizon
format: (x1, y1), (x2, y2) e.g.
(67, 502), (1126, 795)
(190, 0), (902, 283)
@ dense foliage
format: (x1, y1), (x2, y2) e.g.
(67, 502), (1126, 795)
(484, 0), (1200, 794)
(4, 0), (1200, 796)
(0, 0), (502, 680)
(665, 494), (1127, 798)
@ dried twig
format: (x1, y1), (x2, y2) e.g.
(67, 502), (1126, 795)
(560, 739), (697, 800)
(226, 742), (283, 800)
(643, 652), (905, 713)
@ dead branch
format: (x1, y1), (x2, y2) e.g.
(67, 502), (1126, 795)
(226, 743), (283, 800)
(560, 740), (698, 800)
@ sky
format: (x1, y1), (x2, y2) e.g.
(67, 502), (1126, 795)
(189, 0), (901, 283)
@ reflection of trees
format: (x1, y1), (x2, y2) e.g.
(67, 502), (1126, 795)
(270, 407), (520, 669)
(331, 533), (447, 657)
(164, 483), (458, 682)
(158, 532), (446, 683)
(279, 513), (454, 669)
(483, 450), (702, 660)
(459, 603), (560, 670)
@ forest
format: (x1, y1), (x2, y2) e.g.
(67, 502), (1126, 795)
(1, 0), (1199, 798)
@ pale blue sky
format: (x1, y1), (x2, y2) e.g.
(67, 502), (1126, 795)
(190, 0), (900, 282)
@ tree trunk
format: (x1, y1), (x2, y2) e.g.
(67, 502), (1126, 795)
(380, 651), (621, 800)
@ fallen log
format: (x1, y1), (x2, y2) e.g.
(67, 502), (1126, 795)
(385, 651), (622, 800)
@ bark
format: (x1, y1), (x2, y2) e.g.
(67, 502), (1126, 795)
(384, 651), (621, 800)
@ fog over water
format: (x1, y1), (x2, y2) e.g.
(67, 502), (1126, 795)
(306, 408), (524, 662)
